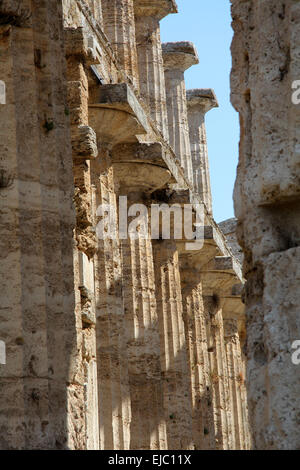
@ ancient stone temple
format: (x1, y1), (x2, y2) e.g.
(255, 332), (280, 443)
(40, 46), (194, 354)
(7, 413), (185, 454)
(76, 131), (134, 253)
(0, 0), (298, 452)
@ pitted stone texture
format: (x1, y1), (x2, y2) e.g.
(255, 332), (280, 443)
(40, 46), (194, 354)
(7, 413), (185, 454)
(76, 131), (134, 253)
(231, 0), (300, 450)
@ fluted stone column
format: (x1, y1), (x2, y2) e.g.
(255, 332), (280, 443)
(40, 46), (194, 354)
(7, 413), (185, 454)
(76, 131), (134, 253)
(162, 42), (199, 185)
(187, 89), (218, 215)
(134, 0), (177, 139)
(179, 261), (216, 450)
(90, 147), (131, 450)
(152, 205), (194, 449)
(102, 0), (139, 89)
(86, 0), (103, 26)
(88, 83), (149, 449)
(176, 224), (221, 450)
(223, 317), (248, 450)
(0, 1), (78, 449)
(221, 285), (251, 451)
(112, 142), (172, 450)
(200, 257), (246, 450)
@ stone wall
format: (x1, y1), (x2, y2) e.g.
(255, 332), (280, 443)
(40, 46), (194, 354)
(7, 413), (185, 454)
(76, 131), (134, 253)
(0, 0), (250, 450)
(231, 0), (300, 450)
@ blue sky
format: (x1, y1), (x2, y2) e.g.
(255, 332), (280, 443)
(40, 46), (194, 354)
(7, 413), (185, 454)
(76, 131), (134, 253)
(161, 0), (239, 223)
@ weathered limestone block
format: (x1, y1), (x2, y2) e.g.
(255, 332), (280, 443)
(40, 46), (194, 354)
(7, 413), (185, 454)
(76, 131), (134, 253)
(102, 0), (139, 89)
(218, 218), (244, 265)
(65, 26), (100, 66)
(231, 0), (300, 449)
(232, 0), (300, 207)
(162, 42), (199, 186)
(134, 0), (177, 139)
(246, 248), (300, 450)
(71, 125), (98, 160)
(65, 27), (98, 260)
(187, 89), (218, 215)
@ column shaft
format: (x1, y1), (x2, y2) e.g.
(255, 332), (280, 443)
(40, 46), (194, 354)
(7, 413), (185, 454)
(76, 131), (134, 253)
(121, 219), (167, 450)
(0, 1), (77, 449)
(102, 0), (139, 89)
(208, 307), (233, 449)
(223, 318), (246, 449)
(162, 42), (199, 186)
(134, 2), (177, 139)
(180, 277), (216, 449)
(187, 89), (218, 215)
(153, 240), (194, 450)
(91, 149), (131, 450)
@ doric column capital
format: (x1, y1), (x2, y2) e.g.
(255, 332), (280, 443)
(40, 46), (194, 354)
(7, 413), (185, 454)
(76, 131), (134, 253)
(89, 83), (149, 147)
(112, 142), (172, 198)
(187, 88), (219, 114)
(162, 42), (199, 72)
(134, 0), (178, 20)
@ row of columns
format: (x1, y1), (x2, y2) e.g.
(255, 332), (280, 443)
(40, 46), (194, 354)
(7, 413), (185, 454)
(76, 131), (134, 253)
(65, 0), (250, 450)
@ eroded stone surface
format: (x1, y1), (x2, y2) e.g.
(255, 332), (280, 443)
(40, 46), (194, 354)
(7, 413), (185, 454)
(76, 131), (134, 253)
(231, 0), (300, 450)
